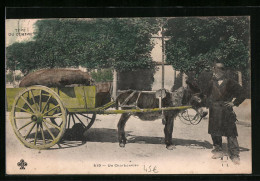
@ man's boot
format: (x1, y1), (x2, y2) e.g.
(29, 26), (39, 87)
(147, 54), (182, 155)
(230, 155), (240, 165)
(227, 136), (240, 165)
(211, 146), (223, 159)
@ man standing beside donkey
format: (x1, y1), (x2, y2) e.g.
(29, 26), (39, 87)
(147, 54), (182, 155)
(205, 62), (246, 165)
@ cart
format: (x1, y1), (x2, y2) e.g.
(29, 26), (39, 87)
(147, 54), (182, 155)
(6, 85), (192, 149)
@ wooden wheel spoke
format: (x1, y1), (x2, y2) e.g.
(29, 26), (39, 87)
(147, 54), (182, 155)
(18, 120), (34, 131)
(24, 122), (36, 140)
(73, 114), (86, 128)
(20, 95), (36, 113)
(39, 90), (42, 112)
(71, 114), (76, 124)
(43, 115), (62, 119)
(78, 113), (92, 119)
(40, 125), (46, 144)
(41, 95), (52, 114)
(34, 124), (39, 145)
(43, 105), (60, 116)
(42, 121), (55, 140)
(67, 114), (71, 128)
(71, 113), (96, 130)
(15, 106), (34, 115)
(14, 116), (32, 119)
(30, 90), (39, 111)
(43, 118), (61, 131)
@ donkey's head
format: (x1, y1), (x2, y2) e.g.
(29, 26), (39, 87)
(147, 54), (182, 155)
(183, 79), (208, 118)
(184, 80), (205, 108)
(170, 79), (205, 107)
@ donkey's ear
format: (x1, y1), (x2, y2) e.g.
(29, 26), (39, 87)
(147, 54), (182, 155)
(199, 92), (206, 99)
(186, 80), (201, 93)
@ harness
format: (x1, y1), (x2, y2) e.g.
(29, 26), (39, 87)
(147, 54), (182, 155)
(119, 91), (142, 109)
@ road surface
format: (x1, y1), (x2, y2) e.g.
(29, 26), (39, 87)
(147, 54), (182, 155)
(6, 102), (251, 174)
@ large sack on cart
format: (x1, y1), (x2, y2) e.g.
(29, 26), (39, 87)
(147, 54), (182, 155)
(19, 68), (93, 87)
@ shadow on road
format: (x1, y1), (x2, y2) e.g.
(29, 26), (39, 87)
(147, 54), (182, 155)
(48, 128), (88, 150)
(49, 140), (86, 150)
(47, 128), (250, 151)
(84, 128), (250, 151)
(84, 128), (213, 149)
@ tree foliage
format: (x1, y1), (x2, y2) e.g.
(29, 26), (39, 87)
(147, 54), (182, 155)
(6, 17), (250, 93)
(6, 42), (38, 74)
(6, 18), (161, 75)
(6, 71), (23, 83)
(118, 69), (155, 90)
(164, 17), (250, 75)
(90, 69), (113, 82)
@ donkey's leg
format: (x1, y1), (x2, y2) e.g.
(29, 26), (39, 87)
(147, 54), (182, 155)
(164, 114), (176, 150)
(117, 113), (131, 148)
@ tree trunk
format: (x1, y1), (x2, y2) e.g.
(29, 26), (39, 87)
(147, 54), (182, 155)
(182, 73), (187, 87)
(161, 26), (165, 89)
(238, 71), (242, 86)
(173, 68), (176, 85)
(112, 70), (118, 100)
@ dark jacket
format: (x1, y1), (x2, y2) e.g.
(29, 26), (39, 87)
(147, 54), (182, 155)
(205, 78), (246, 136)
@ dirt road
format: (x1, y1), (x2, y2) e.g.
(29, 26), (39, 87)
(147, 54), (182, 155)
(6, 105), (251, 174)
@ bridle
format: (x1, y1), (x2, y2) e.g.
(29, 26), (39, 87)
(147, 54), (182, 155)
(178, 92), (205, 125)
(178, 108), (204, 125)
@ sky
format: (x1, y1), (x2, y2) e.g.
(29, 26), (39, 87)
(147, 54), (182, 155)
(5, 19), (177, 90)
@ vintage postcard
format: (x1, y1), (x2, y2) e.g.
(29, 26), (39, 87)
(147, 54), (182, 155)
(5, 17), (251, 174)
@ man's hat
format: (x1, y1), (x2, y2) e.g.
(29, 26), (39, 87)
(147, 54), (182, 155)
(215, 63), (225, 68)
(214, 62), (225, 70)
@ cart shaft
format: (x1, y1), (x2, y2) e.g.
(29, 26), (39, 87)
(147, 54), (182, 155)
(84, 105), (192, 114)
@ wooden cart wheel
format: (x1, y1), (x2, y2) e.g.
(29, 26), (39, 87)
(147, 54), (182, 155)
(10, 86), (67, 149)
(67, 112), (96, 131)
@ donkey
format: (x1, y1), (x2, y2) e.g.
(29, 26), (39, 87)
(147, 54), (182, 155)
(116, 80), (207, 150)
